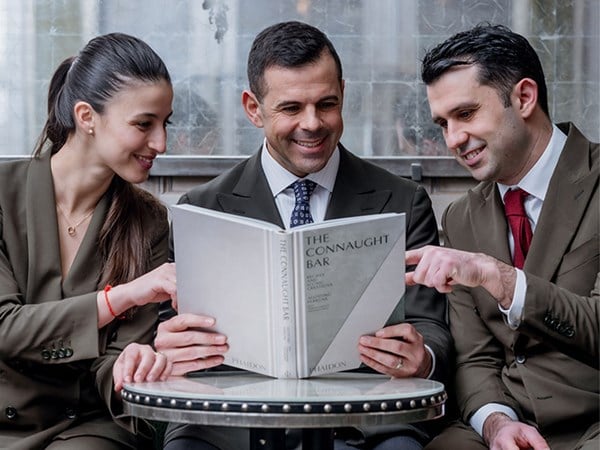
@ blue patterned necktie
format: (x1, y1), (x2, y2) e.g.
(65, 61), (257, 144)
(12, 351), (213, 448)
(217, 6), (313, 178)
(290, 179), (317, 228)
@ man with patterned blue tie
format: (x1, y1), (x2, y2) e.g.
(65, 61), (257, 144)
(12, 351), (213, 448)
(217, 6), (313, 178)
(407, 24), (598, 450)
(156, 21), (451, 450)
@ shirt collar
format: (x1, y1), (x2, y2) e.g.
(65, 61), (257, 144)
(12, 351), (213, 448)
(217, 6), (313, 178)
(498, 124), (567, 201)
(260, 138), (340, 196)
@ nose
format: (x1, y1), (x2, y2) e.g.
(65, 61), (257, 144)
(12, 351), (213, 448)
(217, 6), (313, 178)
(300, 106), (322, 131)
(444, 122), (468, 152)
(149, 127), (167, 154)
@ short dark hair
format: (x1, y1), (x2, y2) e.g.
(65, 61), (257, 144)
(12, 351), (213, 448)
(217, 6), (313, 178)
(35, 32), (171, 156)
(247, 21), (343, 102)
(421, 23), (549, 117)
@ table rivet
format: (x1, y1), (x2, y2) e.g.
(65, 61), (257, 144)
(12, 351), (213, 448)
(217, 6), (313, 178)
(380, 402), (388, 410)
(410, 400), (416, 408)
(203, 401), (210, 410)
(221, 403), (229, 411)
(395, 401), (403, 409)
(430, 396), (436, 404)
(421, 399), (428, 407)
(241, 403), (249, 412)
(156, 398), (163, 405)
(344, 403), (352, 412)
(135, 395), (141, 403)
(362, 403), (370, 412)
(170, 399), (177, 407)
(186, 400), (193, 408)
(323, 404), (332, 413)
(304, 404), (312, 413)
(144, 396), (151, 404)
(261, 404), (269, 412)
(282, 404), (291, 413)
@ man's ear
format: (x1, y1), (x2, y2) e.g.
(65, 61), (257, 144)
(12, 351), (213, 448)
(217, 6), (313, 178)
(513, 78), (538, 119)
(242, 90), (264, 128)
(73, 101), (96, 133)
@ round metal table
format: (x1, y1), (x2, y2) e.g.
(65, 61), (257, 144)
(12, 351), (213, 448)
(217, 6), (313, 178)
(123, 371), (446, 449)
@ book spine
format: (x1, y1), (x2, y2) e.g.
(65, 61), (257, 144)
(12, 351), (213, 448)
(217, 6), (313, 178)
(270, 231), (297, 378)
(292, 232), (309, 378)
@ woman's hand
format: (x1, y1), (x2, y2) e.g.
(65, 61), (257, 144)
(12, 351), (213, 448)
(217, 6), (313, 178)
(112, 343), (171, 392)
(97, 262), (177, 327)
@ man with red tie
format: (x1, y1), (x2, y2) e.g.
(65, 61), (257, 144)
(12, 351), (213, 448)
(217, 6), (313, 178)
(406, 24), (598, 450)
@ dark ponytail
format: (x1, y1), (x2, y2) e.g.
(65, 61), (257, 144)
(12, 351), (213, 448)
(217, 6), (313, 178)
(35, 33), (171, 285)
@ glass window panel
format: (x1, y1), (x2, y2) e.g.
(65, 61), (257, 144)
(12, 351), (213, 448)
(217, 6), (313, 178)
(0, 0), (597, 157)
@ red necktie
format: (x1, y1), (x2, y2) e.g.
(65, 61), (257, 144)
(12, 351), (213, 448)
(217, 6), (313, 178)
(503, 188), (533, 269)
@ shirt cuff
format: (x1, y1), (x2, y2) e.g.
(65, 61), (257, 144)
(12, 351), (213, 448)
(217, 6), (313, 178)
(498, 268), (526, 329)
(469, 403), (519, 437)
(424, 344), (436, 379)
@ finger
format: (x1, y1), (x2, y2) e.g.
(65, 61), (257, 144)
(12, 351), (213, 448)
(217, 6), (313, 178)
(132, 349), (156, 382)
(405, 248), (426, 266)
(374, 323), (418, 340)
(171, 355), (226, 376)
(159, 314), (218, 333)
(161, 344), (229, 365)
(122, 348), (140, 385)
(155, 328), (227, 351)
(146, 352), (168, 381)
(358, 342), (402, 370)
(112, 357), (125, 392)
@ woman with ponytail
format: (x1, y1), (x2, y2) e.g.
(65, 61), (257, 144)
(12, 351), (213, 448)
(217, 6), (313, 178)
(0, 33), (176, 448)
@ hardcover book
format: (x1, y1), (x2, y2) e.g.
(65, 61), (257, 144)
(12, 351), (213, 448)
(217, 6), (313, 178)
(172, 204), (406, 378)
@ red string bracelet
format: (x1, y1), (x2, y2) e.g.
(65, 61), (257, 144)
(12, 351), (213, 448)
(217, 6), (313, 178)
(104, 285), (125, 319)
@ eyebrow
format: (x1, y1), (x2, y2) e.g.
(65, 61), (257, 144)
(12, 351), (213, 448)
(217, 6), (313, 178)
(432, 101), (477, 123)
(274, 95), (340, 109)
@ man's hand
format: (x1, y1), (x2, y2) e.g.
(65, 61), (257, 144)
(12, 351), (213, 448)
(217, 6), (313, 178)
(154, 313), (228, 376)
(406, 246), (517, 309)
(358, 323), (432, 378)
(483, 412), (550, 450)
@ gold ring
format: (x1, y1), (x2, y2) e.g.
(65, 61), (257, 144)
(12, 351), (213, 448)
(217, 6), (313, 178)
(394, 359), (404, 369)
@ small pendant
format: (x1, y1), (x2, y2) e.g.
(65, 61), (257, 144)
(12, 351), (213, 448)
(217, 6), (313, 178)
(67, 226), (76, 236)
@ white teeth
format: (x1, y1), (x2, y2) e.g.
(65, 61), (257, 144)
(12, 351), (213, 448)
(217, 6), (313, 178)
(136, 155), (152, 163)
(464, 148), (482, 160)
(294, 139), (323, 148)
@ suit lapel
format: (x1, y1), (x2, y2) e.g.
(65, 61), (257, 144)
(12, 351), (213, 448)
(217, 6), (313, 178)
(467, 183), (513, 265)
(26, 151), (63, 303)
(325, 147), (392, 219)
(61, 194), (108, 296)
(525, 124), (597, 279)
(215, 151), (285, 228)
(26, 151), (108, 300)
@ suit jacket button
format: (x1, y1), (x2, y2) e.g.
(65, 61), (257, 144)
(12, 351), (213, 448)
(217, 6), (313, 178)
(65, 348), (74, 358)
(41, 349), (51, 360)
(516, 354), (526, 364)
(65, 408), (77, 419)
(5, 406), (17, 420)
(58, 348), (66, 358)
(50, 350), (58, 359)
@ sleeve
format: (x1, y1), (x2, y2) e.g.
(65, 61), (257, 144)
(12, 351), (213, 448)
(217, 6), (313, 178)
(403, 185), (453, 384)
(0, 207), (100, 362)
(520, 271), (599, 369)
(92, 210), (170, 421)
(442, 208), (524, 422)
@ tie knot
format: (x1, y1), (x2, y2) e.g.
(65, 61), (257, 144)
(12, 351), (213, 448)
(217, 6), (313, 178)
(504, 188), (528, 217)
(292, 179), (317, 203)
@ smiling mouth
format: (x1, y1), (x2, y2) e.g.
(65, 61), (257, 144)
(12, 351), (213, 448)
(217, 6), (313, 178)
(292, 137), (326, 148)
(134, 154), (155, 169)
(462, 146), (484, 161)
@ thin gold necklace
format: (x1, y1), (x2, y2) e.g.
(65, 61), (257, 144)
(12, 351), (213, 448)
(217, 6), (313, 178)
(56, 203), (94, 237)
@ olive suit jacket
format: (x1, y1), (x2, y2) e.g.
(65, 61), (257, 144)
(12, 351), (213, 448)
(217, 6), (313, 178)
(442, 123), (599, 446)
(0, 151), (168, 449)
(165, 144), (452, 448)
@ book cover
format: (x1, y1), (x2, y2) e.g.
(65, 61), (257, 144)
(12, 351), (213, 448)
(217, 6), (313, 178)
(172, 204), (405, 378)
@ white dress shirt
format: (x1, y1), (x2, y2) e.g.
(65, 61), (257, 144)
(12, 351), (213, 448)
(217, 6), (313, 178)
(260, 140), (438, 378)
(469, 124), (567, 437)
